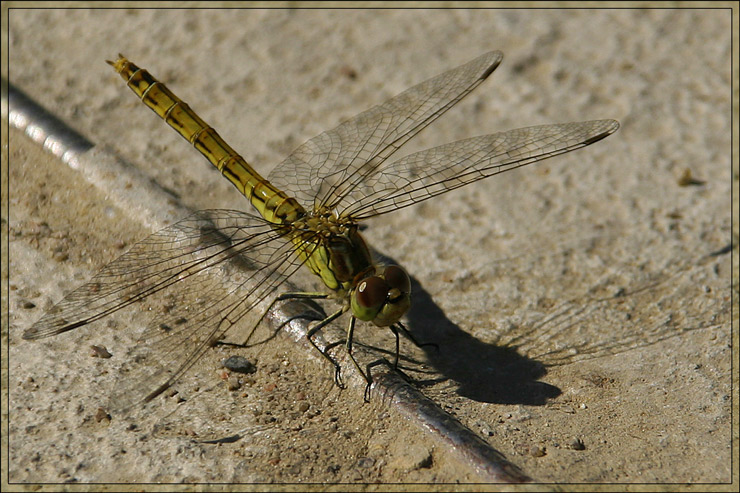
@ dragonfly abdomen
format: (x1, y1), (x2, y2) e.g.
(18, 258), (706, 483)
(108, 55), (304, 224)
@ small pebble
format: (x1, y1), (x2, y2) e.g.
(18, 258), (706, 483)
(529, 445), (546, 457)
(222, 356), (256, 374)
(52, 251), (69, 262)
(89, 345), (112, 358)
(95, 407), (111, 423)
(357, 457), (375, 468)
(677, 168), (705, 186)
(19, 300), (36, 309)
(226, 376), (241, 391)
(569, 438), (586, 450)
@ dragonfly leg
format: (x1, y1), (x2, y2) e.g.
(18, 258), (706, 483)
(306, 307), (348, 388)
(389, 324), (401, 369)
(275, 292), (332, 302)
(344, 316), (372, 386)
(265, 291), (331, 320)
(395, 321), (439, 353)
(250, 291), (331, 340)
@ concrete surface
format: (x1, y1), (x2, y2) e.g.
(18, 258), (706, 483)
(4, 5), (736, 487)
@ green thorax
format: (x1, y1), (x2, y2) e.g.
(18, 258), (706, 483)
(290, 210), (374, 294)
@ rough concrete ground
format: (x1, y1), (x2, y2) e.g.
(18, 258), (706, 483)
(4, 6), (735, 487)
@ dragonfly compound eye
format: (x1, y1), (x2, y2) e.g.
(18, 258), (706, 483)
(351, 276), (388, 321)
(383, 265), (410, 295)
(356, 276), (387, 308)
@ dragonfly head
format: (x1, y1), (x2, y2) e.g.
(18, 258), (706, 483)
(350, 265), (411, 327)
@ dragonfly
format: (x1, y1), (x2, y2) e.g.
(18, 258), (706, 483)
(23, 51), (619, 409)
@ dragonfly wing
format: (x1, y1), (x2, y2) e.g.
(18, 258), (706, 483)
(337, 120), (620, 220)
(267, 51), (503, 210)
(24, 209), (310, 411)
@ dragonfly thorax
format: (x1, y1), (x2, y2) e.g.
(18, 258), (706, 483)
(290, 210), (374, 293)
(291, 210), (411, 327)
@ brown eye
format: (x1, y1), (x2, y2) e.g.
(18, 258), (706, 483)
(356, 276), (388, 309)
(383, 265), (410, 293)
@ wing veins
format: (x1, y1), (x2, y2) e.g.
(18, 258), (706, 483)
(343, 120), (620, 219)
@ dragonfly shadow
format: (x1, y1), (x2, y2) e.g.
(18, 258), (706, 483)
(397, 235), (733, 406)
(403, 275), (561, 405)
(371, 247), (560, 406)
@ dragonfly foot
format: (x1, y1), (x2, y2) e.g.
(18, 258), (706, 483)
(363, 380), (373, 403)
(333, 364), (346, 389)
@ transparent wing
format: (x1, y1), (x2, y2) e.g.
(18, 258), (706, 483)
(24, 209), (312, 411)
(339, 120), (620, 220)
(267, 51), (503, 210)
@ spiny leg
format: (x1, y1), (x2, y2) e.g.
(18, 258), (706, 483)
(248, 291), (331, 343)
(344, 316), (377, 402)
(344, 320), (437, 401)
(344, 316), (371, 382)
(264, 291), (331, 319)
(395, 321), (439, 354)
(389, 324), (401, 369)
(306, 307), (348, 388)
(247, 291), (349, 387)
(385, 322), (438, 393)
